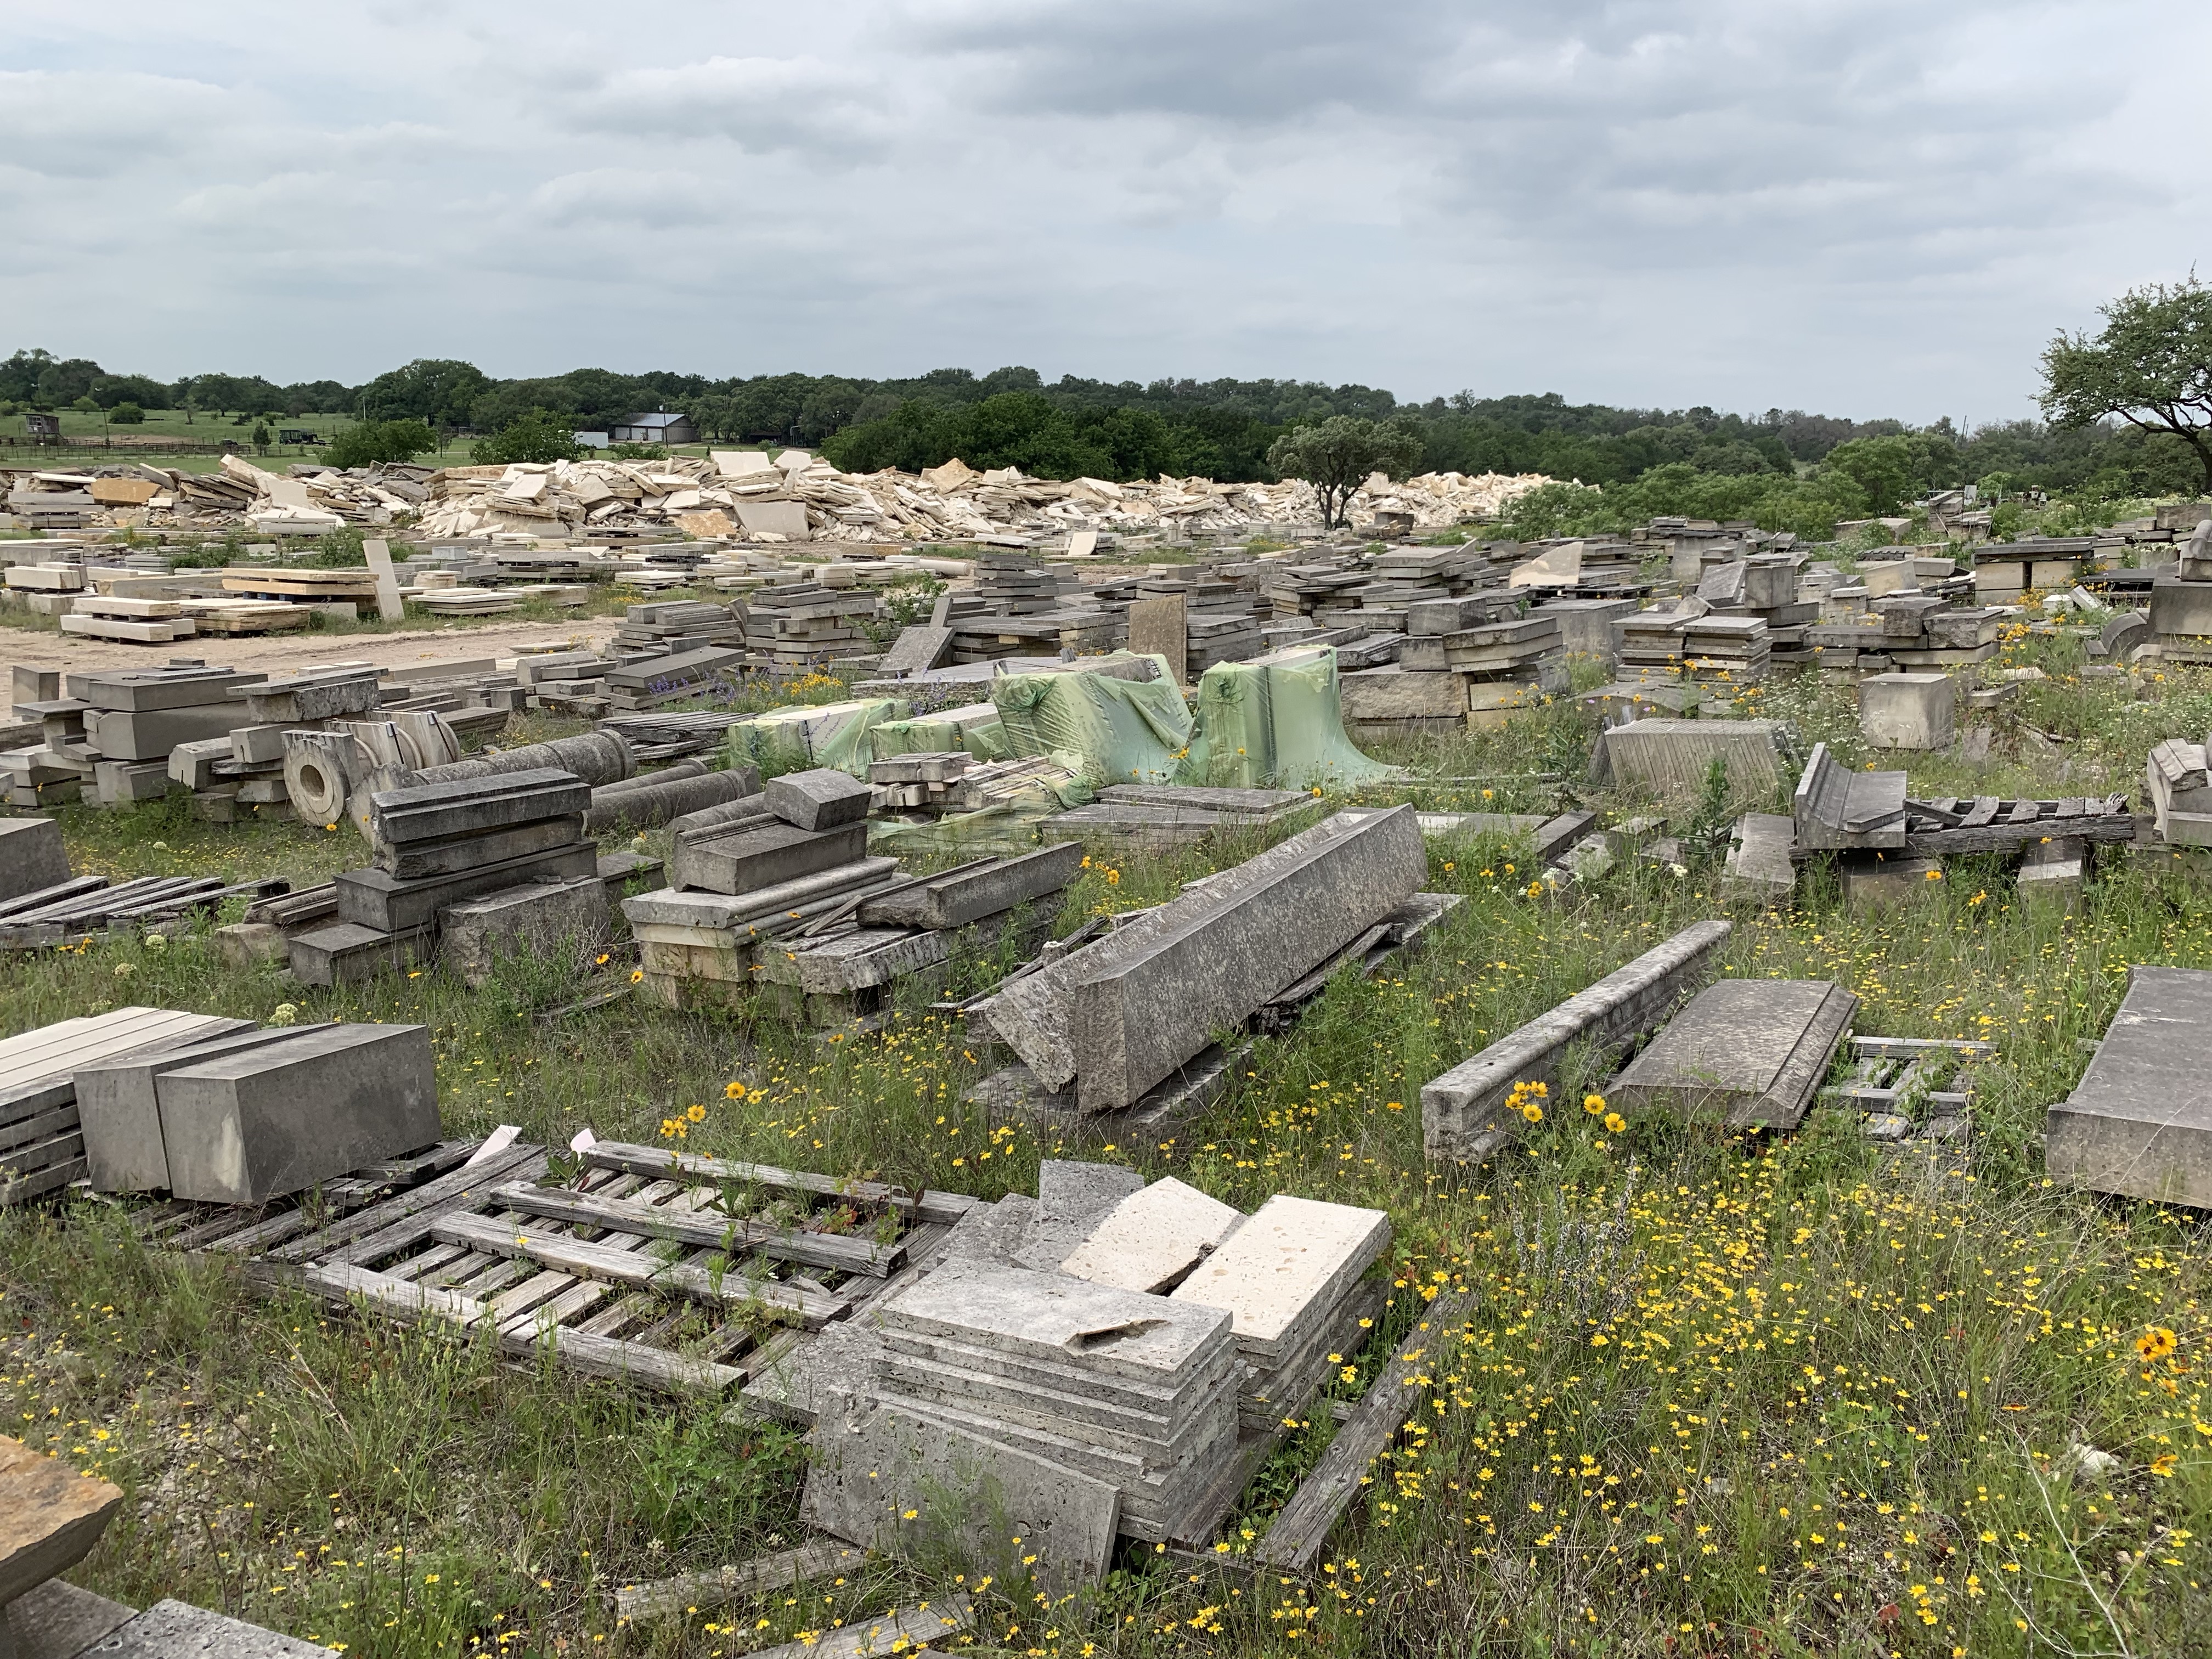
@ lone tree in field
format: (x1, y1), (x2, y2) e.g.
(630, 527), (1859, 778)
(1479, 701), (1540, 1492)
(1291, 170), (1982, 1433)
(2040, 276), (2212, 491)
(1267, 415), (1422, 529)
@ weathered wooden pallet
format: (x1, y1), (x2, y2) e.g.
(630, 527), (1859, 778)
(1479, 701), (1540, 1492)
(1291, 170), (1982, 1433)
(1900, 793), (2133, 854)
(1822, 1034), (1991, 1115)
(205, 1141), (978, 1396)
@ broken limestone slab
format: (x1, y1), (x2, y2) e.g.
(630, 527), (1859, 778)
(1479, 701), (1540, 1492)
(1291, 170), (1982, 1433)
(1792, 742), (1906, 850)
(1422, 918), (1731, 1160)
(157, 1023), (441, 1204)
(765, 767), (873, 831)
(439, 874), (610, 989)
(1859, 672), (1956, 751)
(881, 1260), (1234, 1386)
(1025, 807), (1425, 1113)
(1013, 1160), (1146, 1272)
(1607, 979), (1857, 1129)
(1057, 1176), (1243, 1294)
(802, 1403), (1119, 1596)
(2048, 966), (2212, 1208)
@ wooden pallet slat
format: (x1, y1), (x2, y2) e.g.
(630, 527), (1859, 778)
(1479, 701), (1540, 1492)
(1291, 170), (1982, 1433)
(488, 1181), (904, 1276)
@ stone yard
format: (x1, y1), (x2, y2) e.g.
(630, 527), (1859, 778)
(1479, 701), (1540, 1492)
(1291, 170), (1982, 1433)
(3, 544), (2212, 1659)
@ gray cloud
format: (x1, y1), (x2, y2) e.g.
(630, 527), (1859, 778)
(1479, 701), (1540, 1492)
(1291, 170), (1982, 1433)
(0, 0), (2205, 421)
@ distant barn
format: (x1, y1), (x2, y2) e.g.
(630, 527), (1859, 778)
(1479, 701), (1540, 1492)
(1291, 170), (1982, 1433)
(608, 411), (697, 445)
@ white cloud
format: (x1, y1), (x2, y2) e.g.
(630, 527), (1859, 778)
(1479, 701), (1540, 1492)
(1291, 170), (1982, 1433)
(0, 0), (2205, 419)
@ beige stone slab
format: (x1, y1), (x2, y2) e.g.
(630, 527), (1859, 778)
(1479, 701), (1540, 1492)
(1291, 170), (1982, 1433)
(1169, 1194), (1389, 1348)
(1059, 1177), (1242, 1294)
(0, 1435), (123, 1604)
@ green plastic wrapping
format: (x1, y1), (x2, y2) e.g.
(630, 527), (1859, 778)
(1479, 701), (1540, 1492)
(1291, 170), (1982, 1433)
(989, 656), (1194, 788)
(1181, 647), (1398, 788)
(866, 702), (1008, 762)
(724, 698), (911, 776)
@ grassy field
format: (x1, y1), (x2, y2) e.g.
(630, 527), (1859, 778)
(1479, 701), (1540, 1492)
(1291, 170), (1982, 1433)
(4, 630), (2211, 1658)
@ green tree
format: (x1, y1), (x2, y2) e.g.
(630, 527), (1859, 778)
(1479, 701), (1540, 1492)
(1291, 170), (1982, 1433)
(1816, 431), (1959, 516)
(109, 402), (144, 425)
(320, 419), (438, 467)
(251, 422), (272, 451)
(358, 358), (493, 428)
(471, 409), (583, 466)
(2040, 276), (2212, 491)
(1265, 416), (1421, 529)
(71, 395), (99, 414)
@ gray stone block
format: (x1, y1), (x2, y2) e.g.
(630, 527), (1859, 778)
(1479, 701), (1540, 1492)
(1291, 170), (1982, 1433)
(1839, 855), (1944, 906)
(1422, 918), (1731, 1159)
(439, 876), (610, 989)
(77, 1024), (330, 1194)
(246, 673), (382, 724)
(802, 1404), (1118, 1595)
(1722, 813), (1797, 899)
(857, 843), (1083, 930)
(369, 768), (590, 846)
(166, 737), (234, 792)
(1068, 806), (1428, 1113)
(5, 1577), (136, 1659)
(1607, 978), (1857, 1129)
(1013, 1160), (1144, 1271)
(668, 820), (868, 896)
(1859, 672), (1955, 751)
(83, 704), (244, 761)
(0, 819), (67, 903)
(2049, 966), (2212, 1207)
(228, 724), (291, 765)
(1531, 596), (1640, 658)
(74, 667), (261, 713)
(877, 625), (955, 676)
(92, 761), (170, 806)
(157, 1023), (440, 1203)
(334, 842), (597, 933)
(78, 1598), (334, 1658)
(380, 814), (587, 880)
(1590, 719), (1783, 802)
(285, 922), (433, 987)
(2151, 577), (2212, 639)
(766, 767), (873, 831)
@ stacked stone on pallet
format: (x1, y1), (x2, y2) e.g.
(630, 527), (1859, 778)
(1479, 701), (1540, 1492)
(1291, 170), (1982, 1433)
(1260, 558), (1367, 620)
(600, 646), (748, 713)
(613, 599), (747, 653)
(1170, 1193), (1392, 1427)
(742, 580), (882, 668)
(2145, 736), (2212, 848)
(869, 753), (1086, 819)
(1697, 554), (1820, 663)
(291, 766), (600, 986)
(861, 1261), (1244, 1542)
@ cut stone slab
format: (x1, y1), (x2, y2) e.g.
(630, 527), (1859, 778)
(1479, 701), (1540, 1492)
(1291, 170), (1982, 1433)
(77, 1024), (330, 1194)
(0, 819), (67, 904)
(157, 1023), (441, 1204)
(2049, 966), (2212, 1207)
(81, 705), (244, 761)
(1169, 1194), (1390, 1355)
(1013, 1159), (1145, 1272)
(334, 842), (597, 934)
(1016, 806), (1425, 1113)
(1722, 813), (1797, 900)
(72, 667), (261, 713)
(245, 672), (382, 724)
(0, 1433), (123, 1607)
(622, 859), (901, 933)
(881, 1261), (1233, 1385)
(286, 922), (432, 987)
(369, 768), (589, 846)
(73, 1598), (337, 1658)
(878, 625), (955, 676)
(1590, 719), (1782, 802)
(1859, 672), (1956, 751)
(363, 537), (404, 623)
(439, 876), (610, 989)
(1059, 1176), (1243, 1294)
(802, 1404), (1118, 1595)
(668, 820), (868, 897)
(1606, 979), (1857, 1129)
(1793, 742), (1907, 850)
(1127, 594), (1188, 681)
(765, 768), (872, 832)
(7, 1577), (136, 1659)
(857, 844), (1082, 929)
(738, 1595), (973, 1659)
(1423, 918), (1731, 1160)
(381, 814), (588, 880)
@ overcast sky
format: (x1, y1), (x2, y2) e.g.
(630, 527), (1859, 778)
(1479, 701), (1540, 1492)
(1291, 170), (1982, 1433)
(5, 1), (2208, 422)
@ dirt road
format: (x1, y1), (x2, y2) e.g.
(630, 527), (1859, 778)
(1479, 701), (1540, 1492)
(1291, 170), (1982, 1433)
(2, 616), (624, 687)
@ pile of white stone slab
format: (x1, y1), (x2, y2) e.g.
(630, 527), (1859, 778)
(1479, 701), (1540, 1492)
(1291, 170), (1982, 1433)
(792, 1160), (1392, 1583)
